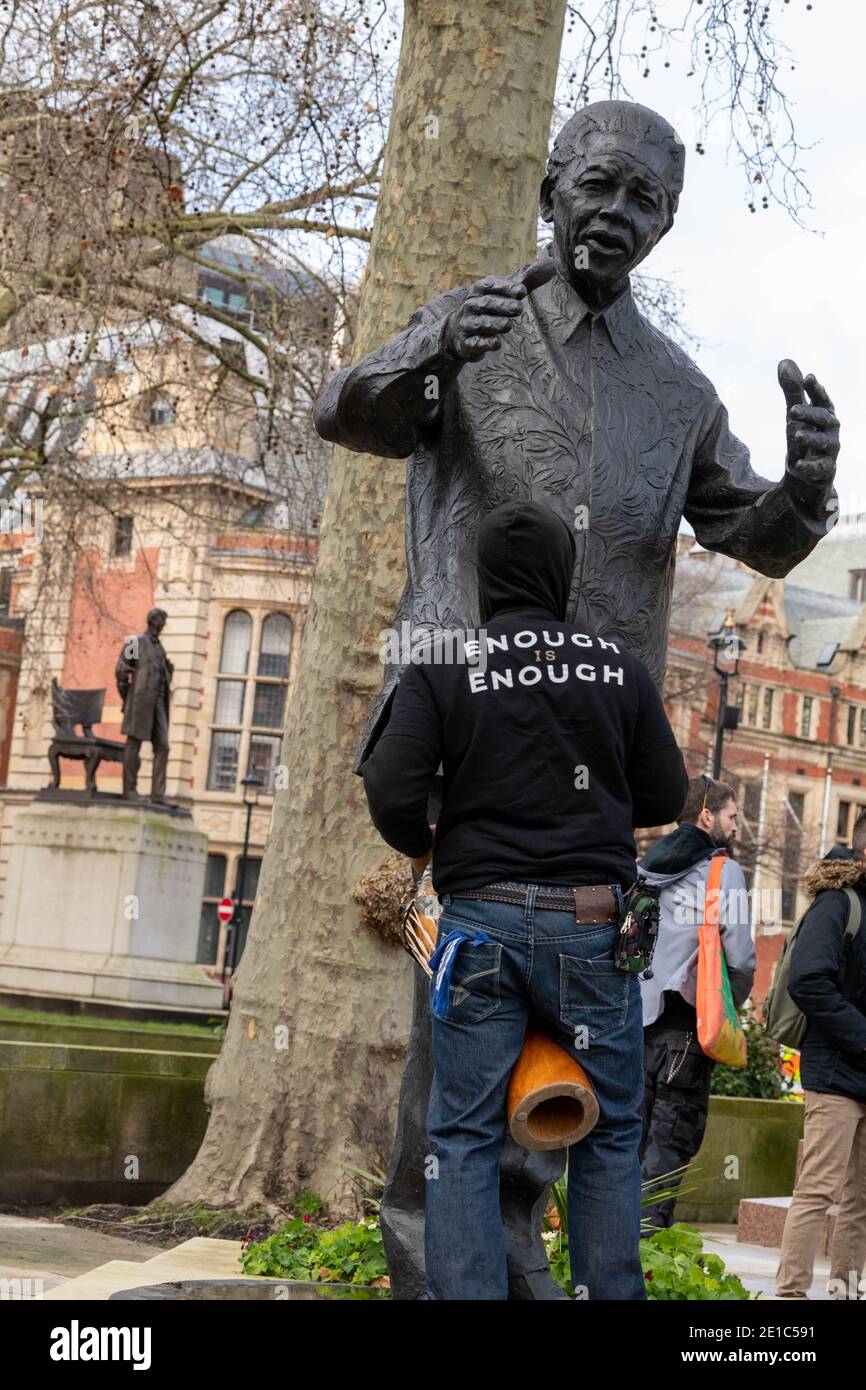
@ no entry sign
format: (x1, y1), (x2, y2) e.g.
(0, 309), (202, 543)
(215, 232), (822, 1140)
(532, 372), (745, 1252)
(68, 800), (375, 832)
(217, 897), (234, 925)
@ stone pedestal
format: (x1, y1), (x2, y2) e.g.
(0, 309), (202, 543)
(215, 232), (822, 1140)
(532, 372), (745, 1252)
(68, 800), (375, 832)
(0, 800), (223, 1012)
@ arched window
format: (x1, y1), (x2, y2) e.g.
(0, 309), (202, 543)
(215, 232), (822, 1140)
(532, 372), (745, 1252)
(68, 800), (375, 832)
(207, 609), (293, 793)
(258, 613), (292, 679)
(219, 610), (252, 674)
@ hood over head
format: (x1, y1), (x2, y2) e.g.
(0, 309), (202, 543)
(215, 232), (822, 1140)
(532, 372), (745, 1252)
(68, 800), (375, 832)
(476, 501), (576, 624)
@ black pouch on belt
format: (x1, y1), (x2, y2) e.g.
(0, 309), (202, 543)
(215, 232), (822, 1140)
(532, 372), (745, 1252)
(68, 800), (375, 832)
(614, 877), (661, 977)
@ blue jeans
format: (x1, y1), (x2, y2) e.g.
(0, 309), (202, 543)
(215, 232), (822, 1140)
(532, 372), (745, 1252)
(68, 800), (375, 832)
(425, 884), (645, 1301)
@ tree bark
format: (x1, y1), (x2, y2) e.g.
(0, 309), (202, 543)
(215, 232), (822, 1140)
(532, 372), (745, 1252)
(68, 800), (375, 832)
(167, 0), (567, 1216)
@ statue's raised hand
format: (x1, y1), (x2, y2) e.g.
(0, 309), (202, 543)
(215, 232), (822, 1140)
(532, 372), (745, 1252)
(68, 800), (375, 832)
(444, 276), (527, 361)
(778, 359), (839, 489)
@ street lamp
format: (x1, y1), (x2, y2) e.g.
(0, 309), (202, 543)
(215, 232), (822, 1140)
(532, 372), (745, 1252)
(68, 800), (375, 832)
(222, 769), (264, 1005)
(707, 609), (747, 779)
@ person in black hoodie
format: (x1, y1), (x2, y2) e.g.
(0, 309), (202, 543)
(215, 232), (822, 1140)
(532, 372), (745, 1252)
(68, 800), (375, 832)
(776, 813), (866, 1299)
(363, 500), (687, 1300)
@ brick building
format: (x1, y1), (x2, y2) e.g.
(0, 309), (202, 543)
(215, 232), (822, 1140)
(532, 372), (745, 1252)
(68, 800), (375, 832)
(659, 526), (866, 1002)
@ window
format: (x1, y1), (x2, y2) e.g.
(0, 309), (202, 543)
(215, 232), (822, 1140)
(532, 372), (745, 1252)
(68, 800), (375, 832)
(844, 704), (866, 748)
(148, 392), (175, 426)
(232, 856), (262, 965)
(249, 734), (281, 791)
(0, 567), (13, 617)
(849, 569), (866, 602)
(837, 800), (852, 841)
(743, 782), (760, 822)
(762, 688), (774, 730)
(201, 284), (254, 327)
(207, 609), (293, 793)
(113, 515), (133, 557)
(197, 853), (227, 963)
(746, 686), (759, 726)
(756, 630), (765, 654)
(800, 696), (813, 739)
(207, 731), (240, 791)
(219, 610), (252, 674)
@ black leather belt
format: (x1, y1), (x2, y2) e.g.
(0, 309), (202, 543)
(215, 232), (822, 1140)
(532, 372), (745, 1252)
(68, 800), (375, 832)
(454, 881), (619, 925)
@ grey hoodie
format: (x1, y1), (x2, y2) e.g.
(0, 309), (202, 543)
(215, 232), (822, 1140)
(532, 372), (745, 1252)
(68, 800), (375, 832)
(639, 825), (756, 1027)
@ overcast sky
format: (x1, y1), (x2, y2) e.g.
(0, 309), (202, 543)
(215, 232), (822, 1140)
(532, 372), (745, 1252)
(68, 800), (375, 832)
(568, 3), (865, 514)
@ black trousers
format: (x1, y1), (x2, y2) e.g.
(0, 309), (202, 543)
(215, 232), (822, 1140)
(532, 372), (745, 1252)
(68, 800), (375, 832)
(640, 1016), (714, 1228)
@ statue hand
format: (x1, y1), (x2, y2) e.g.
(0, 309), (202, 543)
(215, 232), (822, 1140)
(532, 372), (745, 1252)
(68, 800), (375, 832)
(778, 358), (839, 489)
(444, 276), (526, 361)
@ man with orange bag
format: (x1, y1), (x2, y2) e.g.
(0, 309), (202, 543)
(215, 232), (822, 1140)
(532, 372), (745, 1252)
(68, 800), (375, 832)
(638, 774), (755, 1227)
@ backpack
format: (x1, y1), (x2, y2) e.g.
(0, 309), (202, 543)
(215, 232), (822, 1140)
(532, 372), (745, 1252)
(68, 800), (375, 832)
(764, 887), (862, 1049)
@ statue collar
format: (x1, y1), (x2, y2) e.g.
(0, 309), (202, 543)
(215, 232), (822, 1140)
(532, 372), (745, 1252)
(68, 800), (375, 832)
(530, 264), (638, 359)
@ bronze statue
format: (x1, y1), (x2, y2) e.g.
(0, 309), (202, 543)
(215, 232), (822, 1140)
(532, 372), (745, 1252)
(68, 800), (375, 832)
(314, 100), (840, 1299)
(115, 607), (173, 804)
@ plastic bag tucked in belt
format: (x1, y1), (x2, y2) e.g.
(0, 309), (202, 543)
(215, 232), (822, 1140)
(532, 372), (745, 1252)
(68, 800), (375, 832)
(429, 929), (493, 1019)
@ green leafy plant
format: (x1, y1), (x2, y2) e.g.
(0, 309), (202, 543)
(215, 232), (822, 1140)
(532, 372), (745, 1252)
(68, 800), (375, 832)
(241, 1216), (319, 1281)
(240, 1216), (388, 1287)
(710, 1003), (789, 1099)
(640, 1224), (750, 1301)
(544, 1166), (748, 1299)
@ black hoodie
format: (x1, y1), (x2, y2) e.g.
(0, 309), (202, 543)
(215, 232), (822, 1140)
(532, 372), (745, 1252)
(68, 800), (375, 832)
(641, 822), (718, 876)
(362, 502), (688, 893)
(475, 500), (576, 624)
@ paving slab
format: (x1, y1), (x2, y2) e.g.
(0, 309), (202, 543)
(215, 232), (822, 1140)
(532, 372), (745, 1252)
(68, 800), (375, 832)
(699, 1224), (834, 1300)
(43, 1260), (158, 1301)
(43, 1237), (288, 1301)
(0, 1214), (155, 1288)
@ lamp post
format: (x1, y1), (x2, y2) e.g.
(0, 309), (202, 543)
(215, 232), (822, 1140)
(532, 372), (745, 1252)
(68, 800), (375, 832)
(707, 609), (747, 779)
(222, 770), (264, 1006)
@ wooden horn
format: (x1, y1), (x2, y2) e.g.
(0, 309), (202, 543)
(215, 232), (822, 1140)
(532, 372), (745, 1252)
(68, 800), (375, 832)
(507, 1027), (599, 1151)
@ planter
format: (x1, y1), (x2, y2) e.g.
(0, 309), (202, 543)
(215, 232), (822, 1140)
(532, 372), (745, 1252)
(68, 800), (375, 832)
(0, 1039), (212, 1203)
(673, 1095), (804, 1225)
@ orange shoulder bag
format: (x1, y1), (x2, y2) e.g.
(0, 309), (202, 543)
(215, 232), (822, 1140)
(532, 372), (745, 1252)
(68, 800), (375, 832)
(696, 852), (748, 1068)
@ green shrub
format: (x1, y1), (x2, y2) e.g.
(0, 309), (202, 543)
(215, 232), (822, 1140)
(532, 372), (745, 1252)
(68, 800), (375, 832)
(640, 1225), (750, 1301)
(543, 1222), (749, 1300)
(241, 1216), (388, 1287)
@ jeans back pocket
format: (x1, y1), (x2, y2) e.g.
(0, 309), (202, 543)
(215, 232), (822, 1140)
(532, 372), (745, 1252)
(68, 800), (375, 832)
(559, 951), (629, 1041)
(433, 936), (502, 1026)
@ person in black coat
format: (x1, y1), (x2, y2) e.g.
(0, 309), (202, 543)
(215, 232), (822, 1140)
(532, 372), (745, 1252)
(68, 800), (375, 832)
(775, 814), (866, 1299)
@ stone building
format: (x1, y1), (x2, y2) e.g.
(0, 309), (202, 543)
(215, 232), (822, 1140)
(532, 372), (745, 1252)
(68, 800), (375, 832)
(0, 241), (327, 978)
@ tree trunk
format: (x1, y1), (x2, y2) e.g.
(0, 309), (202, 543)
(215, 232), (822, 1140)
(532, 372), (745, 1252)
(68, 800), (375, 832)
(167, 0), (567, 1216)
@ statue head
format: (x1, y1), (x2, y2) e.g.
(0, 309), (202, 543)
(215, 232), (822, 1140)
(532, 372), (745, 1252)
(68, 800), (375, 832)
(146, 607), (167, 636)
(540, 101), (685, 294)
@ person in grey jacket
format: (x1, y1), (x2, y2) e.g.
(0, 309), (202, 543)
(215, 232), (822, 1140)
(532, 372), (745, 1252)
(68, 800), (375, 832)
(638, 774), (755, 1225)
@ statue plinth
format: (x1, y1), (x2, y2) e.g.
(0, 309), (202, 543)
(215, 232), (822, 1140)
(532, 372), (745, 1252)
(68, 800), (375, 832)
(0, 800), (222, 1014)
